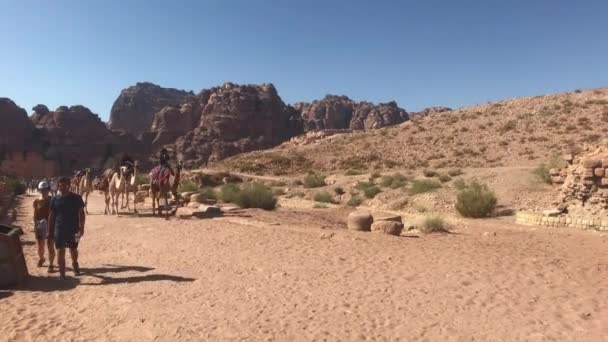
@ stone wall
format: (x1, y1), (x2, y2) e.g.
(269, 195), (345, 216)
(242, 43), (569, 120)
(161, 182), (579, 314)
(516, 211), (608, 231)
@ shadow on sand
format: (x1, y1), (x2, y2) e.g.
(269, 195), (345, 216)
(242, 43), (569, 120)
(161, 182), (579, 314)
(0, 291), (14, 300)
(79, 263), (195, 286)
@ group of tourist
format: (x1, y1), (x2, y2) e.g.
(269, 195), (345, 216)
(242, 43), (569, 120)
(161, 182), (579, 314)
(28, 148), (174, 280)
(33, 177), (85, 280)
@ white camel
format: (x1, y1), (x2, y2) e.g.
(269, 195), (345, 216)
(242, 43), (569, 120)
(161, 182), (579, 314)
(109, 166), (128, 216)
(77, 168), (92, 214)
(120, 161), (139, 214)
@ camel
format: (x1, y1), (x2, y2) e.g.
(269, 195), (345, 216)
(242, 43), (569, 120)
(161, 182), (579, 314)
(77, 168), (93, 214)
(119, 161), (139, 214)
(108, 166), (128, 216)
(150, 161), (183, 219)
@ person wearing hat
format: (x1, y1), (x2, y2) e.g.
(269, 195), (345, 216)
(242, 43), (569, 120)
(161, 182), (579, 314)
(33, 181), (55, 270)
(48, 176), (85, 279)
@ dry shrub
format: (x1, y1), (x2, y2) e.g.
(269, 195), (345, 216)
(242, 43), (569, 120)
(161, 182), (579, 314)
(455, 181), (497, 218)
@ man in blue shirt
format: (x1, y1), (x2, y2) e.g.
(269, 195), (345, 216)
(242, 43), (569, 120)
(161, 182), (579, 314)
(48, 177), (86, 280)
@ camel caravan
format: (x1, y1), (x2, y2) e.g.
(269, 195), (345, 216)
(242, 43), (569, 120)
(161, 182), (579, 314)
(67, 148), (183, 218)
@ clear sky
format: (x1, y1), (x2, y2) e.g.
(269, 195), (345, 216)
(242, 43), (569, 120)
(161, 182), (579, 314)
(1, 0), (607, 120)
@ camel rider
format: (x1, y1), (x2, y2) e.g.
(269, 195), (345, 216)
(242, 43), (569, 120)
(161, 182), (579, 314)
(159, 148), (171, 168)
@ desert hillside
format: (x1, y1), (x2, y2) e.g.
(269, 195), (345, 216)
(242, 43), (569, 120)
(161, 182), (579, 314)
(216, 88), (608, 175)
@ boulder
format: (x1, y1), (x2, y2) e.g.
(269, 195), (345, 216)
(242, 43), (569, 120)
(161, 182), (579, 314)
(176, 206), (196, 218)
(190, 193), (207, 203)
(583, 158), (601, 168)
(347, 211), (373, 231)
(197, 204), (222, 214)
(371, 221), (404, 236)
(372, 212), (403, 223)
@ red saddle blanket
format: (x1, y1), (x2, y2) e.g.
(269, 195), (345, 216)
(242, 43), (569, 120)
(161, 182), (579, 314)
(150, 166), (173, 185)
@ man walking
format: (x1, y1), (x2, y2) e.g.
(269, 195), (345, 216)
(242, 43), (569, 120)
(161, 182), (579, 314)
(48, 177), (85, 279)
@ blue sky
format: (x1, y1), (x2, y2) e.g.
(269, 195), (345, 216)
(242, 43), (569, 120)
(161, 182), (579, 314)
(1, 0), (607, 120)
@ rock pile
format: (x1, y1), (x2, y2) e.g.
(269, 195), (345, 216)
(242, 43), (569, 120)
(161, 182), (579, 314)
(287, 129), (352, 146)
(552, 145), (608, 216)
(347, 211), (404, 236)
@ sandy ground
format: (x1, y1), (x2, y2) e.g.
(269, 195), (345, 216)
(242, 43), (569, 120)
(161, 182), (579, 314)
(1, 193), (607, 341)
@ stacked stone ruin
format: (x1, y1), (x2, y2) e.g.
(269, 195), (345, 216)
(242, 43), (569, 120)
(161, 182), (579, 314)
(551, 145), (608, 217)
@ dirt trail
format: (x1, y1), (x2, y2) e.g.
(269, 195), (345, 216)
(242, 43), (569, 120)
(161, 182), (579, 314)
(1, 193), (607, 341)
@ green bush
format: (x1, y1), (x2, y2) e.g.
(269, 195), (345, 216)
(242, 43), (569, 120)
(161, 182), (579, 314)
(303, 173), (326, 188)
(363, 186), (381, 199)
(455, 181), (497, 218)
(234, 183), (277, 210)
(314, 191), (336, 204)
(355, 181), (375, 190)
(219, 183), (241, 203)
(200, 186), (217, 200)
(421, 216), (449, 234)
(178, 180), (199, 193)
(5, 178), (26, 195)
(380, 173), (408, 189)
(409, 179), (441, 194)
(347, 195), (364, 207)
(532, 164), (552, 184)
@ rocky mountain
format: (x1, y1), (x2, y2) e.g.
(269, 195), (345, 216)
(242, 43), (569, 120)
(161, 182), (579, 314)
(295, 95), (409, 131)
(172, 83), (303, 166)
(216, 88), (608, 175)
(108, 82), (193, 136)
(0, 98), (35, 151)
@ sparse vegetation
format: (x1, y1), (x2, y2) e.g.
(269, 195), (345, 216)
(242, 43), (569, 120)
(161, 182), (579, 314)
(178, 180), (199, 193)
(303, 173), (326, 188)
(334, 187), (345, 195)
(314, 191), (336, 204)
(447, 168), (463, 177)
(313, 203), (328, 209)
(200, 187), (217, 200)
(455, 181), (497, 218)
(219, 183), (241, 203)
(285, 190), (305, 199)
(423, 169), (437, 177)
(233, 183), (277, 210)
(421, 216), (449, 234)
(409, 179), (441, 194)
(453, 178), (467, 190)
(438, 174), (452, 183)
(380, 173), (408, 189)
(4, 178), (26, 195)
(347, 195), (364, 207)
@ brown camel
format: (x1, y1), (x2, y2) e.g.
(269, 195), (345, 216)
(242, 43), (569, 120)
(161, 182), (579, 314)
(150, 161), (183, 219)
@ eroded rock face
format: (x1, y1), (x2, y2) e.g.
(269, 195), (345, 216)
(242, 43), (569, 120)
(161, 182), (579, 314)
(173, 83), (303, 167)
(33, 105), (110, 143)
(108, 82), (193, 136)
(0, 98), (34, 149)
(296, 95), (408, 131)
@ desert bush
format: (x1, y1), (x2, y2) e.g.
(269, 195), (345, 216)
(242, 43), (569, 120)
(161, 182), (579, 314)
(268, 180), (287, 187)
(370, 172), (382, 179)
(313, 203), (328, 209)
(453, 178), (467, 190)
(136, 174), (150, 184)
(178, 180), (199, 193)
(421, 216), (449, 234)
(423, 169), (437, 177)
(234, 183), (277, 210)
(409, 179), (441, 194)
(200, 187), (217, 200)
(314, 191), (336, 204)
(532, 164), (552, 184)
(334, 187), (345, 195)
(303, 173), (326, 188)
(5, 178), (26, 195)
(499, 120), (517, 133)
(219, 183), (241, 203)
(438, 174), (452, 183)
(455, 181), (497, 218)
(380, 173), (408, 189)
(364, 186), (381, 198)
(447, 168), (463, 177)
(347, 195), (364, 207)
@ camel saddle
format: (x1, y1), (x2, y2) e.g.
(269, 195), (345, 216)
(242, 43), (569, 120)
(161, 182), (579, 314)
(150, 165), (174, 186)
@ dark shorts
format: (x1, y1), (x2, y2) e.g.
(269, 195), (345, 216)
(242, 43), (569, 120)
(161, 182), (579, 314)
(54, 234), (79, 249)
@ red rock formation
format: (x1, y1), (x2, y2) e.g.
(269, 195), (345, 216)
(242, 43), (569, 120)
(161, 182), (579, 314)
(108, 82), (193, 136)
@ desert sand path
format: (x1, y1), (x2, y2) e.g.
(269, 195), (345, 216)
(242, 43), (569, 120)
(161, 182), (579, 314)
(1, 193), (607, 341)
